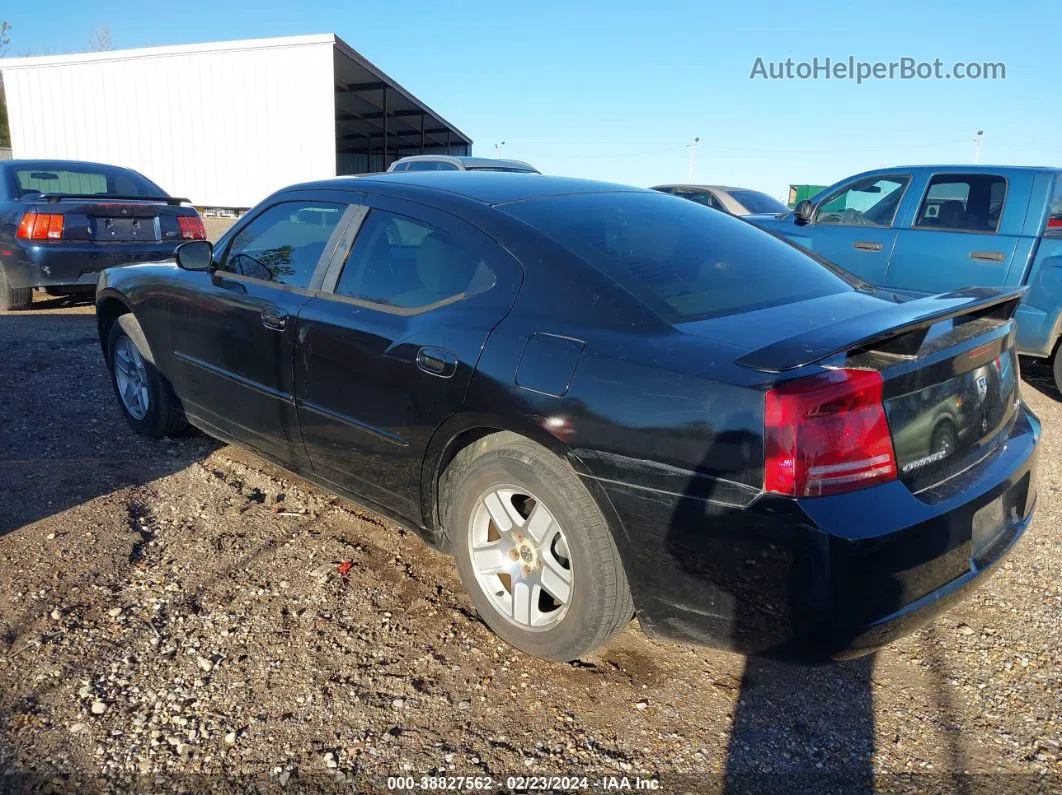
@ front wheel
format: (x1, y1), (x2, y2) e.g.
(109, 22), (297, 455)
(106, 313), (187, 437)
(444, 433), (633, 661)
(1053, 346), (1062, 397)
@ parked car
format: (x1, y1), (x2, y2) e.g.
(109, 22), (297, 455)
(748, 165), (1062, 392)
(652, 184), (789, 216)
(95, 173), (1039, 662)
(388, 155), (539, 174)
(0, 159), (205, 310)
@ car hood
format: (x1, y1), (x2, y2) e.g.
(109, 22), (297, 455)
(675, 289), (897, 353)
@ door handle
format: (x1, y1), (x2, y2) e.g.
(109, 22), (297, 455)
(970, 251), (1006, 263)
(416, 347), (458, 378)
(853, 240), (883, 252)
(261, 306), (288, 331)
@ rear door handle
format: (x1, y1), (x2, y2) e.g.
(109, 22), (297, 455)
(853, 240), (883, 252)
(261, 306), (288, 331)
(970, 250), (1006, 263)
(416, 347), (458, 378)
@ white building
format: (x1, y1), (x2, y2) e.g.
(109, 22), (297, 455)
(0, 34), (472, 209)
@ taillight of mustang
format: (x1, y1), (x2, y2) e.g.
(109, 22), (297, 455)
(17, 211), (65, 240)
(764, 368), (896, 498)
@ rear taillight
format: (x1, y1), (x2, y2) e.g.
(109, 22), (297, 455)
(1046, 215), (1062, 237)
(177, 215), (207, 240)
(764, 368), (897, 498)
(16, 211), (65, 241)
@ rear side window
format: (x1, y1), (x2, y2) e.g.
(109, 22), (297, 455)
(14, 166), (162, 198)
(728, 189), (789, 215)
(503, 191), (854, 323)
(669, 190), (720, 211)
(221, 201), (345, 288)
(335, 209), (495, 310)
(914, 174), (1007, 232)
(406, 161), (440, 172)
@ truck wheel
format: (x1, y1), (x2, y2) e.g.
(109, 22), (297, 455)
(106, 313), (187, 437)
(1054, 347), (1062, 397)
(0, 268), (32, 311)
(442, 432), (633, 661)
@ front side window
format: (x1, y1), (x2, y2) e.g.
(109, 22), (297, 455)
(221, 201), (345, 288)
(335, 209), (495, 310)
(815, 176), (909, 227)
(913, 174), (1007, 232)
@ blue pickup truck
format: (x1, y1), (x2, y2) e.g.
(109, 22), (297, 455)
(750, 165), (1062, 392)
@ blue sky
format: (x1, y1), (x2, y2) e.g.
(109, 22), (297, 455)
(4, 0), (1057, 198)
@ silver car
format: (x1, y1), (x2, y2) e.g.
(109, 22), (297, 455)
(388, 155), (539, 174)
(652, 184), (789, 216)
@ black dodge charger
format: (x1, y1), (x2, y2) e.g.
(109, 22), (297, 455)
(95, 173), (1040, 662)
(0, 159), (205, 310)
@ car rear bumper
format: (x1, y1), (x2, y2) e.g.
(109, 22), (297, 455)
(2, 242), (179, 289)
(592, 403), (1040, 662)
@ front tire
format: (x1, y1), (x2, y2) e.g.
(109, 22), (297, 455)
(443, 433), (633, 661)
(106, 313), (187, 437)
(0, 268), (32, 311)
(1053, 346), (1062, 397)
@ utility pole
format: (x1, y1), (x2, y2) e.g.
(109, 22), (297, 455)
(495, 141), (506, 159)
(973, 130), (984, 164)
(687, 137), (700, 181)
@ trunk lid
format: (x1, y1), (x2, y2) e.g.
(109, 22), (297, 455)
(684, 286), (1025, 494)
(28, 196), (196, 244)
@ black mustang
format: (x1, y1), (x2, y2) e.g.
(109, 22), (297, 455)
(96, 173), (1039, 662)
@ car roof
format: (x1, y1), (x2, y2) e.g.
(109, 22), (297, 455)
(392, 154), (537, 171)
(653, 184), (764, 194)
(0, 158), (137, 171)
(293, 172), (649, 206)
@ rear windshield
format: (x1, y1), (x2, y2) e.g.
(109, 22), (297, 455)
(503, 191), (854, 322)
(728, 189), (789, 215)
(13, 164), (164, 198)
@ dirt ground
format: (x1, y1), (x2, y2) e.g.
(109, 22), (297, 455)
(0, 298), (1058, 794)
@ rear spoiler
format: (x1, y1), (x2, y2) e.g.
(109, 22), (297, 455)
(32, 193), (190, 206)
(736, 286), (1026, 373)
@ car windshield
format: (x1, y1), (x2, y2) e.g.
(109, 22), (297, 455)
(13, 164), (164, 198)
(503, 191), (855, 322)
(467, 166), (537, 173)
(728, 189), (788, 215)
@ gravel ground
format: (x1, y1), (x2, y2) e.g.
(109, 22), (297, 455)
(0, 299), (1058, 794)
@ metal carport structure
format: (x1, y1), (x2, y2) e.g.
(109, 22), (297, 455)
(333, 35), (471, 175)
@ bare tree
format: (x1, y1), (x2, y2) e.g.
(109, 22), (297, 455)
(87, 26), (114, 52)
(0, 22), (11, 147)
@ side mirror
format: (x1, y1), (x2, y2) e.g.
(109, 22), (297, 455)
(175, 240), (214, 271)
(793, 200), (814, 226)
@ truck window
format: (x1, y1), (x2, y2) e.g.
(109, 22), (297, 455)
(914, 174), (1007, 233)
(815, 176), (909, 227)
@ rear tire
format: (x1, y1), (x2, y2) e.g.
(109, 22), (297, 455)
(106, 313), (187, 438)
(1053, 347), (1062, 397)
(442, 432), (633, 661)
(0, 268), (32, 311)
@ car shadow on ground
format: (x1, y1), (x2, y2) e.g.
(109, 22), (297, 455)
(1019, 356), (1060, 402)
(0, 310), (218, 538)
(661, 428), (886, 793)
